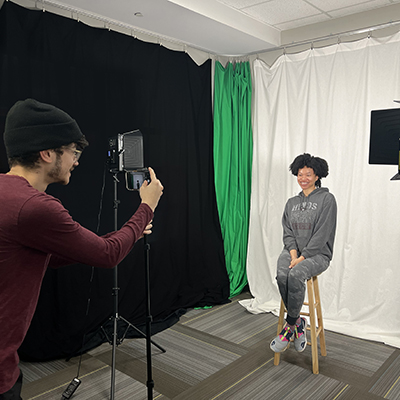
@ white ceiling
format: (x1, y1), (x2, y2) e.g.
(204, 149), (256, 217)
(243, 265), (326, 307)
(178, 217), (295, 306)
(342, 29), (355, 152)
(16, 0), (400, 56)
(220, 0), (400, 30)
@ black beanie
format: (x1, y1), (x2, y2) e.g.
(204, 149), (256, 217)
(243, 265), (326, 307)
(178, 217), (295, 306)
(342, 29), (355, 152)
(4, 98), (85, 158)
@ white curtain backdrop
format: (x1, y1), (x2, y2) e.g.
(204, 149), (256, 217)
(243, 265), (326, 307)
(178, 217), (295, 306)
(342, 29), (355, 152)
(240, 33), (400, 349)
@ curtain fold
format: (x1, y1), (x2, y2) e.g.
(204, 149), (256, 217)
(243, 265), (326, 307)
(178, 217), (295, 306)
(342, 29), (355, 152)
(214, 61), (253, 297)
(241, 35), (400, 348)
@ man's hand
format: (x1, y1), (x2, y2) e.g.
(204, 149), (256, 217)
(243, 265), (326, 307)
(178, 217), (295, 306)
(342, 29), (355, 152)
(143, 221), (153, 235)
(139, 221), (153, 239)
(140, 167), (163, 212)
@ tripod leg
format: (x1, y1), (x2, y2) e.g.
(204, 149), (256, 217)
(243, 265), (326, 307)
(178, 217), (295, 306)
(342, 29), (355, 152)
(119, 316), (166, 353)
(110, 314), (118, 400)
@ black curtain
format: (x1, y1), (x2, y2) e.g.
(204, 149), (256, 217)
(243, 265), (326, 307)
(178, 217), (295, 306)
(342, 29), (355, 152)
(0, 2), (230, 361)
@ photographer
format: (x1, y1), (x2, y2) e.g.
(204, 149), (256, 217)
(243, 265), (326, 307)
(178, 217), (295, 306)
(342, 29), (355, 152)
(0, 99), (164, 400)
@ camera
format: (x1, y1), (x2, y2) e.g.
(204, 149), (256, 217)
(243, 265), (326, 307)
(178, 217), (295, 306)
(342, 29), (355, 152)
(126, 168), (151, 191)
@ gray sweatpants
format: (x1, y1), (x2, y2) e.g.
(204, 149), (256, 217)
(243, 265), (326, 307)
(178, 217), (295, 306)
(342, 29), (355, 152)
(276, 249), (329, 325)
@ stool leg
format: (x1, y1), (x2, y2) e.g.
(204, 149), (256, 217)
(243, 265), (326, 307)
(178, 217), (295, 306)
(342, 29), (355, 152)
(307, 278), (319, 374)
(313, 276), (326, 357)
(273, 299), (286, 366)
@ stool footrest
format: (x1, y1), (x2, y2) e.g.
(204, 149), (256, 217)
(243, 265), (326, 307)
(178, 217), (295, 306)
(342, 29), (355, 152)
(273, 275), (325, 374)
(306, 325), (323, 337)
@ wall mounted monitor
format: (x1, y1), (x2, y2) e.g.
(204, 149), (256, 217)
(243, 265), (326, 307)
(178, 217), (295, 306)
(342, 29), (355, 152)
(369, 108), (400, 165)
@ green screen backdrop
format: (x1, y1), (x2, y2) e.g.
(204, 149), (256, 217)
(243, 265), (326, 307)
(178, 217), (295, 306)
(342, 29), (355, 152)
(214, 61), (253, 297)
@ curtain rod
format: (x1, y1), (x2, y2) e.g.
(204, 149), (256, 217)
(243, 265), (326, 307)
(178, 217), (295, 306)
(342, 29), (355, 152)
(29, 0), (181, 41)
(256, 19), (400, 54)
(18, 0), (215, 56)
(11, 0), (400, 59)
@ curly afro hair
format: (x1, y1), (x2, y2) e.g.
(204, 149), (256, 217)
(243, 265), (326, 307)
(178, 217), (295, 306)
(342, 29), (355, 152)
(289, 153), (329, 188)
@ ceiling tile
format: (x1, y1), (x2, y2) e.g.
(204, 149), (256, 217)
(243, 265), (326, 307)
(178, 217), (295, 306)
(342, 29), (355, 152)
(326, 0), (398, 18)
(306, 0), (387, 12)
(276, 13), (331, 31)
(243, 0), (322, 25)
(217, 0), (270, 9)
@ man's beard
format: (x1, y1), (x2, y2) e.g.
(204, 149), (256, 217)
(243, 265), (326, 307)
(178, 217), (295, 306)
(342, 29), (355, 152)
(47, 153), (68, 184)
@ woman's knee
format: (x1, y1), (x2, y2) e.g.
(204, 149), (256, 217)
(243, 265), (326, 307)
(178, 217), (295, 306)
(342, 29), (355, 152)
(276, 249), (291, 285)
(287, 267), (307, 289)
(276, 270), (287, 287)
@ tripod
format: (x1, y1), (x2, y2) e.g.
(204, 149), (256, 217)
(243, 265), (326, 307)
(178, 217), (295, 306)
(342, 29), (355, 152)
(103, 171), (165, 400)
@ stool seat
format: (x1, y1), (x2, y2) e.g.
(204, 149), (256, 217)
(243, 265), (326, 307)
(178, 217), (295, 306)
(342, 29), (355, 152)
(273, 275), (326, 374)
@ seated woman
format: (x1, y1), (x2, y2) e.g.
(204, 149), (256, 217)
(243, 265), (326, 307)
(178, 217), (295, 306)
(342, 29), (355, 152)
(270, 153), (337, 353)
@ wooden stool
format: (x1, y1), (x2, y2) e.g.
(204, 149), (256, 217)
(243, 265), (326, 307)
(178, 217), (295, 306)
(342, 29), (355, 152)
(273, 275), (326, 374)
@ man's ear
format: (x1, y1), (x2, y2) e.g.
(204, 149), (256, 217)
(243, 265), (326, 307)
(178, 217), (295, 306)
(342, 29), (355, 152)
(39, 149), (54, 164)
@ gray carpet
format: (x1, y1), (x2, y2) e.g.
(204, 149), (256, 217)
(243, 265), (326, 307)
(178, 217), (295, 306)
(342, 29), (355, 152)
(19, 293), (399, 400)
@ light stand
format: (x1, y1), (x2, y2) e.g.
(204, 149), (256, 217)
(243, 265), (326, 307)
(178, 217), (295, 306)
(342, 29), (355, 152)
(103, 171), (165, 400)
(144, 234), (154, 399)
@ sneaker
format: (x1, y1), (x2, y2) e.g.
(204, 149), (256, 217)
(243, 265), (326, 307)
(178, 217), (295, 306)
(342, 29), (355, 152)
(294, 317), (307, 352)
(270, 326), (293, 353)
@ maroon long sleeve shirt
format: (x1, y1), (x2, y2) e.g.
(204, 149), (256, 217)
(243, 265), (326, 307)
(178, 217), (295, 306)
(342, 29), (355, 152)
(0, 174), (153, 393)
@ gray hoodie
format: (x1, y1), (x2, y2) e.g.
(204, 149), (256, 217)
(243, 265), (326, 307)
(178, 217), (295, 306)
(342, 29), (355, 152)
(282, 187), (337, 260)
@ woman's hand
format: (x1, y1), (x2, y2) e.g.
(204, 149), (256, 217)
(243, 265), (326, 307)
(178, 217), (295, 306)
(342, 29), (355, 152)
(289, 255), (305, 268)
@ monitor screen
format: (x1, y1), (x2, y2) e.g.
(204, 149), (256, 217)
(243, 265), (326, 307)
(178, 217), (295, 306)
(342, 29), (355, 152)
(369, 108), (400, 165)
